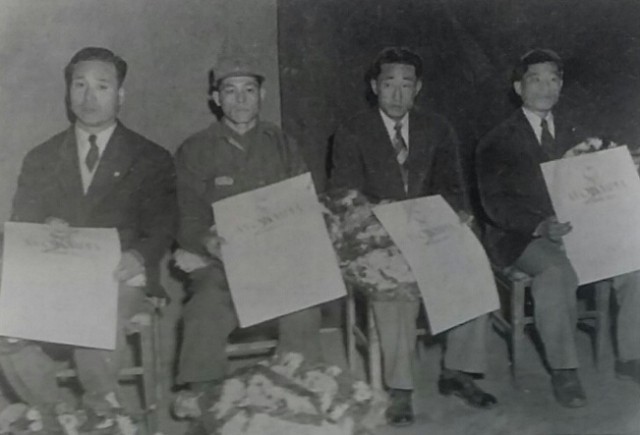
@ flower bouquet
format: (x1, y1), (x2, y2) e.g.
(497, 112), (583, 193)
(173, 353), (388, 435)
(320, 189), (420, 301)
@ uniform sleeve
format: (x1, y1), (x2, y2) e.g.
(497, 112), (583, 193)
(174, 145), (214, 257)
(283, 133), (309, 177)
(129, 149), (178, 266)
(329, 125), (365, 191)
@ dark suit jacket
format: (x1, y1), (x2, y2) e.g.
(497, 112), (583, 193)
(11, 122), (177, 297)
(330, 107), (469, 213)
(476, 109), (584, 267)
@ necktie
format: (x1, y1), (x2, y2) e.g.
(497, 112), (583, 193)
(86, 134), (99, 171)
(393, 122), (409, 191)
(540, 118), (555, 156)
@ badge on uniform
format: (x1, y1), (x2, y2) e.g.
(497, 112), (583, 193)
(215, 176), (234, 186)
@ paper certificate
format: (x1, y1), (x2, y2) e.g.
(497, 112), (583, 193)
(541, 147), (640, 284)
(373, 196), (499, 334)
(0, 222), (121, 349)
(213, 173), (347, 327)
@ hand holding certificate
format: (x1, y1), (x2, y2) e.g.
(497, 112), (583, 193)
(541, 147), (640, 284)
(213, 173), (347, 327)
(0, 222), (121, 349)
(373, 196), (499, 334)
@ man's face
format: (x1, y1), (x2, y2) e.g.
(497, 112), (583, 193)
(213, 76), (264, 126)
(371, 63), (422, 121)
(69, 60), (123, 131)
(514, 62), (563, 114)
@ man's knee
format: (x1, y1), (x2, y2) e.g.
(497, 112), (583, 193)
(537, 261), (578, 292)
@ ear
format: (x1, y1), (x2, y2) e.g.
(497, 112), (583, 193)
(118, 87), (125, 106)
(212, 91), (220, 107)
(260, 86), (266, 101)
(513, 81), (522, 97)
(370, 78), (379, 96)
(416, 79), (423, 95)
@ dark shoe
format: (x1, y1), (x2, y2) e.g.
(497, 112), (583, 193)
(615, 359), (640, 385)
(438, 373), (498, 409)
(551, 369), (587, 408)
(385, 389), (414, 427)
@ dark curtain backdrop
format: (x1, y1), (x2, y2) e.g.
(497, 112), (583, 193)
(278, 0), (640, 208)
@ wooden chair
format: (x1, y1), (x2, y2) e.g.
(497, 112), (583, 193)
(345, 285), (427, 391)
(225, 326), (342, 358)
(56, 308), (163, 434)
(491, 267), (611, 381)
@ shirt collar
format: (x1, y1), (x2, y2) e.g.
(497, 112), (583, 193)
(75, 123), (117, 156)
(521, 106), (555, 140)
(378, 109), (410, 146)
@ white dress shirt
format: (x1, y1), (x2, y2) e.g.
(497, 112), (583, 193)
(379, 109), (410, 150)
(75, 123), (117, 194)
(522, 107), (555, 145)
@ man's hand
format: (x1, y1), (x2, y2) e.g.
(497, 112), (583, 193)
(203, 225), (226, 260)
(174, 249), (211, 273)
(114, 250), (145, 282)
(45, 217), (72, 240)
(457, 211), (475, 227)
(535, 216), (572, 242)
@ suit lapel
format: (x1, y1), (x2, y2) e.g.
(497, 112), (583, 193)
(406, 110), (434, 198)
(55, 127), (85, 198)
(553, 115), (579, 158)
(513, 110), (549, 162)
(369, 111), (406, 196)
(85, 123), (140, 205)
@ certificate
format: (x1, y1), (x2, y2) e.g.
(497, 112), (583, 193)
(213, 173), (347, 327)
(541, 147), (640, 284)
(0, 222), (121, 349)
(373, 196), (499, 334)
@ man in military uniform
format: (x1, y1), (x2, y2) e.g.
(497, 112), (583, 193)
(174, 54), (322, 389)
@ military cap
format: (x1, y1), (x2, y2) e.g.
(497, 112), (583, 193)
(214, 54), (265, 87)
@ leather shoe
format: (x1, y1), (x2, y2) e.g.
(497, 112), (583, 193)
(385, 389), (414, 427)
(551, 369), (587, 408)
(438, 373), (497, 409)
(615, 359), (640, 385)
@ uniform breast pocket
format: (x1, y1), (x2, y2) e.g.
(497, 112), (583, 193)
(205, 175), (239, 202)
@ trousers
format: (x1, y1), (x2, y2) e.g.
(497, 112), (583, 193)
(371, 300), (489, 390)
(177, 264), (322, 384)
(514, 237), (640, 368)
(0, 284), (146, 410)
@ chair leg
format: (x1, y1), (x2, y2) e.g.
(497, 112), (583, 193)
(140, 321), (159, 434)
(346, 290), (357, 374)
(593, 281), (611, 370)
(510, 282), (526, 383)
(366, 299), (383, 391)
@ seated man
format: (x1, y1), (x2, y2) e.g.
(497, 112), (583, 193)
(173, 53), (322, 391)
(477, 48), (640, 408)
(0, 47), (177, 431)
(330, 47), (497, 427)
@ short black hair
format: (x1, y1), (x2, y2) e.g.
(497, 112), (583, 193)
(369, 47), (423, 81)
(512, 49), (563, 83)
(64, 47), (127, 87)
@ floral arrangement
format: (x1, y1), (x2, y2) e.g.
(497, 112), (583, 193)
(563, 137), (621, 158)
(173, 353), (388, 435)
(563, 137), (640, 172)
(0, 393), (141, 435)
(320, 189), (420, 301)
